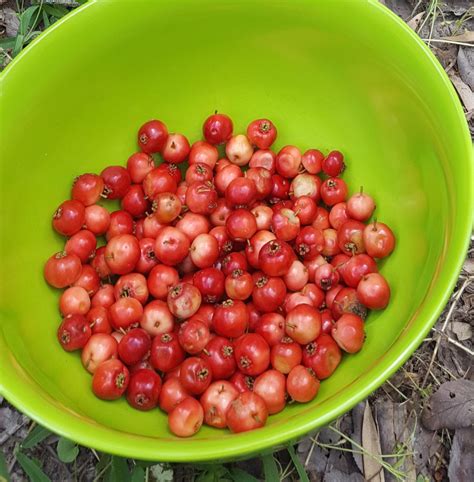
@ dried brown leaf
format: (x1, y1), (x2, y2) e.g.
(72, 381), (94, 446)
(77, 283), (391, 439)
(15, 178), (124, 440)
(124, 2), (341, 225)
(448, 427), (474, 481)
(326, 448), (361, 478)
(432, 44), (459, 69)
(351, 403), (365, 473)
(449, 73), (474, 113)
(374, 399), (417, 482)
(0, 7), (19, 38)
(450, 321), (473, 341)
(421, 380), (474, 430)
(362, 402), (385, 482)
(407, 12), (425, 31)
(441, 0), (473, 16)
(442, 31), (474, 43)
(413, 423), (441, 476)
(458, 47), (474, 91)
(324, 469), (365, 482)
(463, 258), (474, 275)
(298, 428), (339, 475)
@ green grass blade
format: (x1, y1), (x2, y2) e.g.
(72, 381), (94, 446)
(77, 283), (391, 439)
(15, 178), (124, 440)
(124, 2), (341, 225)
(130, 466), (145, 482)
(0, 37), (17, 49)
(18, 6), (40, 35)
(262, 453), (279, 482)
(0, 448), (10, 482)
(21, 425), (51, 449)
(108, 456), (130, 482)
(42, 11), (50, 28)
(43, 5), (69, 19)
(229, 467), (260, 482)
(15, 452), (51, 482)
(12, 34), (25, 57)
(134, 461), (157, 468)
(95, 452), (112, 480)
(287, 445), (310, 482)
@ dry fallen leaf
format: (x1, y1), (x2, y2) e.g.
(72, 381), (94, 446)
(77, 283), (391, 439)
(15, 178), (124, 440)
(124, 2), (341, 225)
(421, 380), (474, 430)
(442, 31), (474, 43)
(298, 426), (356, 476)
(0, 7), (19, 38)
(362, 401), (385, 482)
(441, 0), (473, 16)
(458, 47), (474, 91)
(448, 427), (474, 481)
(463, 258), (474, 275)
(450, 321), (473, 341)
(449, 73), (474, 113)
(351, 402), (365, 473)
(413, 423), (441, 477)
(324, 469), (365, 482)
(407, 12), (425, 31)
(462, 258), (474, 274)
(374, 399), (417, 482)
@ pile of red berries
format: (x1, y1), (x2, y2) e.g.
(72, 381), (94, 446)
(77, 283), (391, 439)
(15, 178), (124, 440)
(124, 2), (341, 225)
(44, 113), (395, 436)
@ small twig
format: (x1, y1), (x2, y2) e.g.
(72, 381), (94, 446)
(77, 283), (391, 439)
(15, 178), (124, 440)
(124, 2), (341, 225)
(421, 278), (472, 388)
(432, 328), (474, 356)
(433, 359), (459, 380)
(93, 461), (112, 482)
(7, 452), (17, 475)
(381, 383), (396, 402)
(421, 38), (474, 47)
(0, 417), (28, 445)
(413, 354), (441, 386)
(76, 460), (92, 479)
(401, 367), (427, 396)
(441, 278), (472, 332)
(385, 379), (409, 401)
(311, 439), (414, 459)
(280, 460), (295, 481)
(410, 0), (424, 19)
(272, 455), (284, 480)
(451, 353), (465, 378)
(43, 444), (72, 478)
(434, 450), (448, 467)
(427, 0), (438, 47)
(327, 426), (407, 480)
(417, 0), (436, 34)
(304, 434), (318, 467)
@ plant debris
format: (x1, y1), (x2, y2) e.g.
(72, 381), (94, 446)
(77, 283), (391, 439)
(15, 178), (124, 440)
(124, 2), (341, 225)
(421, 380), (474, 431)
(361, 402), (385, 482)
(448, 427), (474, 481)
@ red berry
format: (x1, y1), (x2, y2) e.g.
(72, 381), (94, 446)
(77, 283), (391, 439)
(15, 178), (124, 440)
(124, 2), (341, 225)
(322, 151), (345, 177)
(203, 113), (233, 145)
(138, 119), (168, 153)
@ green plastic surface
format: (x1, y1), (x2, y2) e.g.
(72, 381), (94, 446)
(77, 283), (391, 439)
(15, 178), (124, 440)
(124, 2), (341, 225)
(0, 0), (472, 462)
